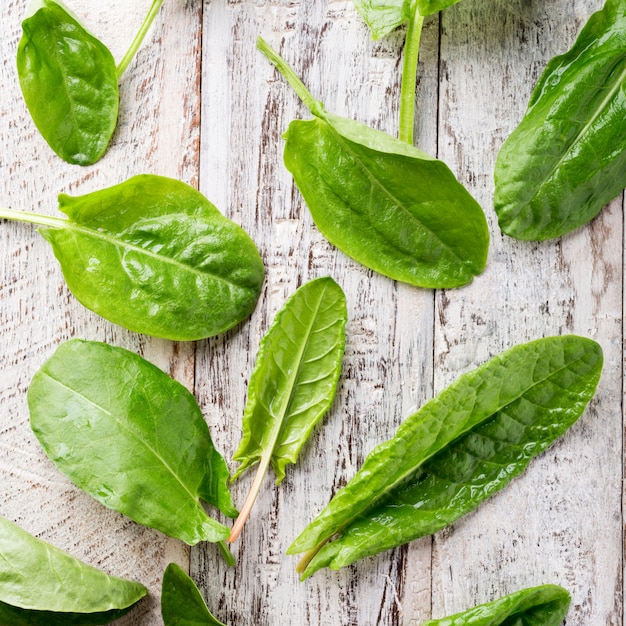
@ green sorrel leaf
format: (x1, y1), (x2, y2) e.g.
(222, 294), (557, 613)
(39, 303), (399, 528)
(0, 515), (146, 625)
(494, 0), (626, 240)
(17, 0), (118, 165)
(289, 335), (603, 578)
(228, 277), (347, 542)
(161, 563), (226, 626)
(258, 38), (489, 289)
(0, 175), (264, 340)
(28, 339), (237, 545)
(422, 584), (571, 625)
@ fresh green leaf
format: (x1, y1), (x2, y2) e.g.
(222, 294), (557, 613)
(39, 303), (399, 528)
(494, 0), (626, 240)
(422, 584), (571, 625)
(289, 336), (603, 578)
(0, 515), (146, 625)
(228, 277), (347, 542)
(28, 339), (237, 546)
(258, 38), (489, 289)
(17, 0), (118, 165)
(161, 563), (226, 626)
(0, 175), (264, 340)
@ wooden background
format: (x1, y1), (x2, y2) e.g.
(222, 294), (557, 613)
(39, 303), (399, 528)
(0, 0), (622, 624)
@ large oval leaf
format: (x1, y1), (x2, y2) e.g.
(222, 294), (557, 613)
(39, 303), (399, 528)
(0, 174), (264, 340)
(284, 113), (489, 288)
(28, 339), (237, 545)
(16, 0), (119, 165)
(422, 585), (571, 625)
(0, 515), (146, 625)
(494, 0), (626, 240)
(161, 563), (226, 626)
(289, 335), (603, 577)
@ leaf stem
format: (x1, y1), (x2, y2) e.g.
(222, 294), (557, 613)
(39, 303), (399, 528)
(227, 453), (272, 543)
(217, 540), (236, 567)
(116, 0), (165, 79)
(398, 4), (425, 144)
(256, 36), (326, 119)
(0, 208), (65, 229)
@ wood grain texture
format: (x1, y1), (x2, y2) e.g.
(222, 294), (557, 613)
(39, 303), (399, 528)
(0, 0), (623, 625)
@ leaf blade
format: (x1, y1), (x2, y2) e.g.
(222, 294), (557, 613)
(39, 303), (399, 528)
(16, 0), (119, 165)
(353, 0), (413, 39)
(289, 336), (603, 576)
(233, 277), (347, 483)
(0, 515), (146, 623)
(28, 339), (235, 545)
(422, 584), (571, 625)
(494, 0), (626, 240)
(161, 563), (226, 626)
(284, 114), (489, 289)
(39, 175), (264, 340)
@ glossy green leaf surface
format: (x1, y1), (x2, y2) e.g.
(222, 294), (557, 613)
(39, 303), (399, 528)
(422, 584), (571, 625)
(494, 0), (626, 240)
(17, 0), (119, 165)
(161, 563), (225, 626)
(233, 277), (347, 482)
(284, 112), (488, 289)
(289, 336), (603, 578)
(28, 339), (237, 545)
(0, 515), (146, 625)
(0, 175), (264, 340)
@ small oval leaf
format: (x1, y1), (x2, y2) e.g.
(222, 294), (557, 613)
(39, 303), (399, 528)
(17, 0), (119, 165)
(28, 339), (236, 545)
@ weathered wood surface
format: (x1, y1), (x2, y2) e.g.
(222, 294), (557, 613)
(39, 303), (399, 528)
(0, 0), (622, 625)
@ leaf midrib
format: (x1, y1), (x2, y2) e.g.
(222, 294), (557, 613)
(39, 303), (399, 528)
(40, 372), (203, 517)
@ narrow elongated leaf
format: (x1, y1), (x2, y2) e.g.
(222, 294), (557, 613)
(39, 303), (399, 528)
(284, 113), (488, 288)
(228, 278), (347, 542)
(289, 336), (603, 578)
(0, 175), (264, 340)
(494, 0), (626, 240)
(258, 39), (489, 289)
(28, 339), (237, 545)
(161, 563), (225, 626)
(17, 0), (119, 165)
(233, 277), (347, 483)
(422, 584), (571, 625)
(0, 515), (146, 625)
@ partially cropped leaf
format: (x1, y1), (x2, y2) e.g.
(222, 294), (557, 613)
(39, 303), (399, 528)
(258, 38), (489, 289)
(494, 0), (626, 240)
(0, 515), (146, 625)
(422, 584), (571, 625)
(28, 339), (237, 545)
(228, 278), (347, 542)
(0, 175), (264, 340)
(289, 336), (603, 578)
(17, 0), (118, 165)
(161, 563), (226, 626)
(353, 0), (412, 39)
(415, 0), (463, 17)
